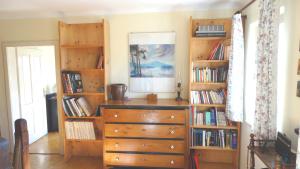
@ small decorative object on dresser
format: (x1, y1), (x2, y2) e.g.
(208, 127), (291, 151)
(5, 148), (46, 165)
(147, 93), (157, 102)
(109, 84), (127, 101)
(297, 81), (300, 97)
(176, 82), (183, 101)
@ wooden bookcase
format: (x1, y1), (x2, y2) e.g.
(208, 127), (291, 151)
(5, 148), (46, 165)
(57, 20), (109, 160)
(188, 17), (241, 169)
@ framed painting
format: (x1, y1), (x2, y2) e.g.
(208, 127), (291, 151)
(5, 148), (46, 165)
(129, 32), (176, 92)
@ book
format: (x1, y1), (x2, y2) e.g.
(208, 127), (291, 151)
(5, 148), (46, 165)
(77, 97), (94, 116)
(190, 90), (226, 104)
(63, 96), (94, 117)
(61, 71), (83, 94)
(96, 54), (104, 69)
(65, 121), (96, 140)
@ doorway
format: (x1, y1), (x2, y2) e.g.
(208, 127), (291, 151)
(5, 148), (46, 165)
(5, 44), (60, 154)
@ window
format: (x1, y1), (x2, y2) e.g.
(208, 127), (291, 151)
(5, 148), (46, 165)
(244, 5), (286, 130)
(244, 21), (258, 126)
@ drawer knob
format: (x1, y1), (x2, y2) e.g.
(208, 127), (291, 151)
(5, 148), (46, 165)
(170, 115), (175, 119)
(114, 129), (119, 133)
(170, 145), (175, 149)
(114, 114), (118, 118)
(115, 157), (119, 161)
(142, 144), (146, 147)
(170, 130), (175, 134)
(115, 143), (119, 147)
(170, 160), (175, 164)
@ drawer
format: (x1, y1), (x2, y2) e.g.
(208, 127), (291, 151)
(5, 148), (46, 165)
(104, 153), (184, 168)
(103, 109), (185, 124)
(105, 139), (185, 154)
(105, 124), (185, 139)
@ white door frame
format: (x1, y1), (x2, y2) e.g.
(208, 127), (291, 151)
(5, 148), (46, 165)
(1, 40), (63, 154)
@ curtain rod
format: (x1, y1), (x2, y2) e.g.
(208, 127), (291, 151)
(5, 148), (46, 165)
(235, 0), (257, 14)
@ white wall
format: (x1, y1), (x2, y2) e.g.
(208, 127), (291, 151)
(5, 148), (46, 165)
(0, 10), (235, 143)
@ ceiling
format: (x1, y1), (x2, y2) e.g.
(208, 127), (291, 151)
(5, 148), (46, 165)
(0, 0), (250, 19)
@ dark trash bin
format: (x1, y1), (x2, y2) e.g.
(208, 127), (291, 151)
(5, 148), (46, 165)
(46, 93), (58, 132)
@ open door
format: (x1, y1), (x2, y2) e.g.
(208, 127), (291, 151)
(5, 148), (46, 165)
(17, 47), (48, 144)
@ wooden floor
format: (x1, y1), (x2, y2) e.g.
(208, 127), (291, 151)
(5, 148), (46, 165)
(29, 132), (60, 154)
(30, 154), (101, 169)
(29, 132), (102, 169)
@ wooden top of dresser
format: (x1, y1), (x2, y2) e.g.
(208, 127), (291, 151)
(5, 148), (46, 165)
(100, 99), (190, 109)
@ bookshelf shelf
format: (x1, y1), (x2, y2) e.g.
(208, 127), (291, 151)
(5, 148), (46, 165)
(62, 68), (104, 72)
(58, 20), (108, 160)
(191, 82), (227, 90)
(60, 44), (102, 48)
(192, 37), (227, 41)
(191, 104), (226, 108)
(188, 17), (240, 169)
(66, 139), (103, 143)
(65, 116), (103, 120)
(191, 125), (238, 130)
(63, 92), (105, 96)
(190, 146), (237, 151)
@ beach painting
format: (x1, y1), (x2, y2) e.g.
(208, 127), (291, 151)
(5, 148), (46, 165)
(129, 32), (176, 92)
(130, 44), (175, 78)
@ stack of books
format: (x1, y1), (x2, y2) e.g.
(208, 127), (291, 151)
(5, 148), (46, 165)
(65, 121), (96, 140)
(63, 97), (94, 117)
(192, 66), (228, 83)
(195, 25), (226, 37)
(190, 90), (226, 105)
(62, 71), (83, 94)
(192, 107), (227, 126)
(191, 129), (237, 149)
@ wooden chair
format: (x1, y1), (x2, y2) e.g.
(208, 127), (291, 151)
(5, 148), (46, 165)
(0, 119), (30, 169)
(13, 119), (30, 169)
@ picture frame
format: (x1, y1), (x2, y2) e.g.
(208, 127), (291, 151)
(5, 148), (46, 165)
(128, 32), (176, 93)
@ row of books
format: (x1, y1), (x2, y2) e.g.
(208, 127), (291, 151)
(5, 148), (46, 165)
(190, 90), (226, 104)
(63, 97), (94, 117)
(191, 129), (237, 149)
(65, 121), (96, 140)
(195, 25), (226, 37)
(192, 66), (228, 83)
(192, 107), (227, 126)
(62, 71), (83, 94)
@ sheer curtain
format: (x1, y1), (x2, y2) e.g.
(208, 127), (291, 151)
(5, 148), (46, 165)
(253, 0), (279, 140)
(226, 13), (245, 122)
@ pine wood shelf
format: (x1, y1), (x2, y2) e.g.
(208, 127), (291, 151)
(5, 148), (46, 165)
(60, 44), (102, 48)
(58, 20), (108, 160)
(189, 17), (240, 169)
(191, 125), (238, 130)
(62, 69), (104, 72)
(191, 104), (226, 108)
(193, 60), (229, 64)
(190, 146), (237, 151)
(191, 82), (227, 90)
(65, 116), (103, 120)
(66, 139), (103, 143)
(63, 92), (105, 96)
(192, 37), (227, 41)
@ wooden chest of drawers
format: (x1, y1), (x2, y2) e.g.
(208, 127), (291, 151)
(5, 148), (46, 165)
(101, 99), (189, 169)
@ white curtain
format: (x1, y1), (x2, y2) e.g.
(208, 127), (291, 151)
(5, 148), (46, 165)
(226, 13), (245, 122)
(253, 0), (279, 140)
